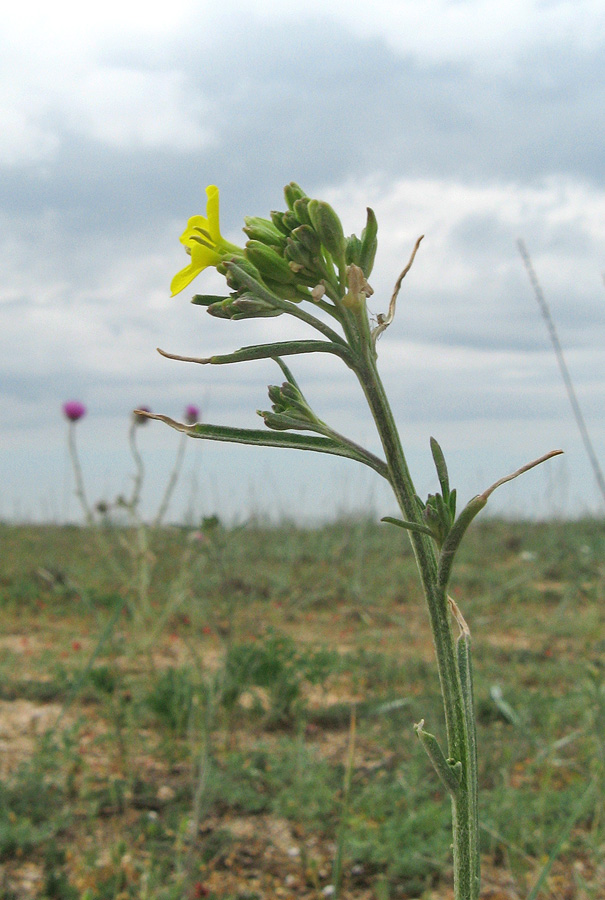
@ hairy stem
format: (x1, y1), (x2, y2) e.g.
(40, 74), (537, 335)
(355, 349), (479, 900)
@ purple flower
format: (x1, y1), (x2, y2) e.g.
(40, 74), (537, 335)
(62, 400), (86, 422)
(185, 404), (200, 424)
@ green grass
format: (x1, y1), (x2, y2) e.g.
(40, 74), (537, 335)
(0, 518), (604, 898)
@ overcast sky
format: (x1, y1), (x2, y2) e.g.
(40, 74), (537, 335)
(2, 0), (605, 524)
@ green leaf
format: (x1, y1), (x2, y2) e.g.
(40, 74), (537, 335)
(437, 494), (488, 589)
(448, 487), (457, 519)
(137, 412), (388, 477)
(414, 720), (461, 798)
(205, 340), (353, 366)
(381, 516), (434, 537)
(273, 356), (299, 388)
(430, 436), (450, 498)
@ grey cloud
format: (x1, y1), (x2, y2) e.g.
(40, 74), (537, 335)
(2, 11), (604, 520)
(3, 16), (604, 239)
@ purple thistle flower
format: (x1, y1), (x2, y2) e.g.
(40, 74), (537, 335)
(62, 400), (87, 422)
(185, 404), (200, 424)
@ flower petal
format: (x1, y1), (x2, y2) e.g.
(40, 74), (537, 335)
(171, 262), (201, 296)
(171, 243), (222, 296)
(205, 185), (221, 243)
(180, 215), (210, 247)
(190, 242), (221, 269)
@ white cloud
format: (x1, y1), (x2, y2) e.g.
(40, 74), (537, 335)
(0, 3), (214, 167)
(0, 104), (60, 168)
(320, 173), (605, 315)
(242, 0), (605, 70)
(65, 67), (213, 151)
(1, 1), (199, 44)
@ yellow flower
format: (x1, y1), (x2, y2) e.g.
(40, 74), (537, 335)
(170, 185), (240, 296)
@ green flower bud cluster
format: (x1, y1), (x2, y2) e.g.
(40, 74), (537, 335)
(261, 184), (347, 301)
(188, 183), (378, 321)
(258, 380), (324, 432)
(190, 256), (284, 319)
(250, 183), (376, 307)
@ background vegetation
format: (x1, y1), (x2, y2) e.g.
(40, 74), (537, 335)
(0, 517), (603, 899)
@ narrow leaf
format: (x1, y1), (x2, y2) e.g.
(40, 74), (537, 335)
(135, 412), (387, 476)
(158, 340), (352, 367)
(414, 720), (461, 798)
(448, 487), (457, 519)
(437, 495), (488, 590)
(479, 449), (564, 501)
(273, 357), (302, 391)
(438, 450), (563, 590)
(381, 516), (434, 537)
(430, 436), (450, 498)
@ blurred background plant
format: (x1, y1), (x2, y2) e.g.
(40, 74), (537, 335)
(62, 399), (205, 649)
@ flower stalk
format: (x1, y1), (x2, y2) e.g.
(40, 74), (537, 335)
(146, 182), (563, 899)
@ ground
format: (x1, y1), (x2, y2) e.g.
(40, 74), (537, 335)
(0, 518), (604, 899)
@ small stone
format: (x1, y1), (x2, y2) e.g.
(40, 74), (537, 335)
(157, 784), (175, 802)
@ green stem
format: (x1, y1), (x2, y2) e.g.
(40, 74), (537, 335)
(128, 421), (145, 512)
(355, 350), (479, 900)
(154, 432), (188, 527)
(67, 422), (94, 525)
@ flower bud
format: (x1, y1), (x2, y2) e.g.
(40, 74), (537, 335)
(281, 211), (300, 233)
(245, 241), (295, 284)
(307, 200), (346, 262)
(284, 182), (307, 211)
(262, 381), (323, 429)
(191, 294), (230, 306)
(268, 384), (284, 407)
(207, 295), (282, 320)
(291, 225), (321, 253)
(422, 493), (454, 548)
(293, 197), (312, 227)
(359, 207), (378, 276)
(262, 279), (308, 303)
(185, 405), (200, 424)
(258, 411), (294, 431)
(222, 255), (263, 292)
(243, 216), (287, 248)
(270, 210), (290, 235)
(63, 400), (86, 422)
(345, 234), (362, 267)
(284, 238), (313, 272)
